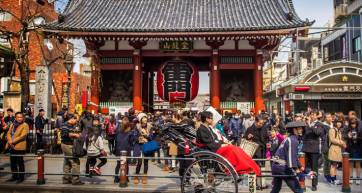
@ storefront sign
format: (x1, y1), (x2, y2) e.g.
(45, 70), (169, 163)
(316, 85), (362, 92)
(159, 41), (193, 51)
(321, 93), (362, 99)
(323, 85), (361, 92)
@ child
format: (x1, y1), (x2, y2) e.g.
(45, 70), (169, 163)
(86, 127), (107, 177)
(266, 127), (285, 159)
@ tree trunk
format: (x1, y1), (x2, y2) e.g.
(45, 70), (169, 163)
(18, 61), (30, 112)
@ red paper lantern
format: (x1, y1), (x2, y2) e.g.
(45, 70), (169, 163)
(157, 60), (199, 103)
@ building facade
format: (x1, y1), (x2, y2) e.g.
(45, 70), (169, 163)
(0, 0), (91, 114)
(44, 0), (311, 113)
(264, 0), (362, 117)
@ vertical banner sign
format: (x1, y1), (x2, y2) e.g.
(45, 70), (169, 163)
(35, 66), (52, 118)
(61, 81), (69, 108)
(248, 173), (256, 193)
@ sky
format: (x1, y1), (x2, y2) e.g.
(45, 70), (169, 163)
(55, 0), (335, 94)
(200, 0), (335, 93)
(293, 0), (334, 27)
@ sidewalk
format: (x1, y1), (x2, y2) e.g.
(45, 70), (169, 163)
(0, 155), (361, 193)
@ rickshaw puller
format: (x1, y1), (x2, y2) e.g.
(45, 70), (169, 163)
(270, 121), (306, 193)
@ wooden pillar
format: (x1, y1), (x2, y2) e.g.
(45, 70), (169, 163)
(254, 49), (265, 114)
(90, 55), (100, 113)
(129, 41), (147, 111)
(207, 40), (224, 110)
(85, 41), (104, 114)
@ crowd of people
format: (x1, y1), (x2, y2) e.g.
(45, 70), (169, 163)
(0, 106), (362, 192)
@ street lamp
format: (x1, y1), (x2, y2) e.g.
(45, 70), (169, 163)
(64, 58), (74, 109)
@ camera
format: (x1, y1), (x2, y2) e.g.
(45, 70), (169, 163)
(352, 131), (357, 139)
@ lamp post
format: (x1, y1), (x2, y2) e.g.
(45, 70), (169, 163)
(64, 59), (74, 109)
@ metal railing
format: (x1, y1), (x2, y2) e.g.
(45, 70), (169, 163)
(0, 150), (305, 192)
(341, 152), (362, 193)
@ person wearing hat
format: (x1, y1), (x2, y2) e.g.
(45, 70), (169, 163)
(270, 121), (306, 193)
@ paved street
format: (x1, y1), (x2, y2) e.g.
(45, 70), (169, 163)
(0, 154), (361, 193)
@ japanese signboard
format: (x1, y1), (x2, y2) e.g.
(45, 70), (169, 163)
(237, 102), (254, 114)
(35, 66), (52, 118)
(61, 81), (69, 108)
(321, 93), (362, 99)
(159, 41), (193, 51)
(321, 85), (362, 92)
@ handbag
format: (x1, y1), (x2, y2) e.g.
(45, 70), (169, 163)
(142, 140), (160, 155)
(239, 138), (259, 158)
(72, 138), (87, 158)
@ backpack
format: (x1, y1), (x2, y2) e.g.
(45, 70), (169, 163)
(73, 138), (87, 157)
(106, 122), (116, 136)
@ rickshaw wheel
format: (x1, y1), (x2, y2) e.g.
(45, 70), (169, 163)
(181, 158), (238, 193)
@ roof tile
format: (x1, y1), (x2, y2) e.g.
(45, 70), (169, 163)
(46, 0), (311, 32)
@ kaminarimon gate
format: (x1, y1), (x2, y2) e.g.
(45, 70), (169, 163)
(44, 0), (311, 113)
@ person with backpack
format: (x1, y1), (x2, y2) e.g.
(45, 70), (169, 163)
(61, 114), (84, 185)
(328, 119), (346, 185)
(86, 126), (107, 177)
(104, 114), (116, 155)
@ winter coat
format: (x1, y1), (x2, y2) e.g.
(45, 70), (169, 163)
(6, 122), (29, 151)
(328, 127), (344, 162)
(196, 124), (222, 152)
(35, 115), (47, 134)
(342, 125), (362, 156)
(229, 117), (243, 138)
(87, 136), (105, 156)
(114, 128), (132, 156)
(302, 121), (328, 154)
(136, 123), (151, 144)
(244, 123), (268, 159)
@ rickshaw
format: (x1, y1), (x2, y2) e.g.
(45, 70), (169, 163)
(159, 123), (258, 193)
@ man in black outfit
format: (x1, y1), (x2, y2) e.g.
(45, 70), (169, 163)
(244, 115), (268, 159)
(35, 109), (47, 150)
(244, 115), (268, 189)
(302, 111), (328, 191)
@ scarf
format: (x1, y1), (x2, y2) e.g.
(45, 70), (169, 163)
(11, 121), (23, 142)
